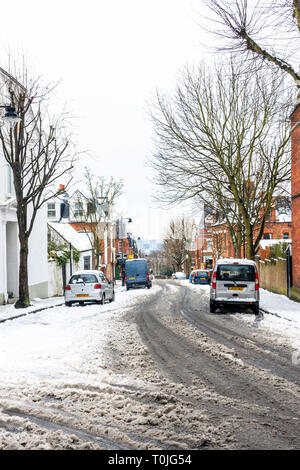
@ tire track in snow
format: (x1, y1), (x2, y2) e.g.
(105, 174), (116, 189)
(2, 408), (133, 450)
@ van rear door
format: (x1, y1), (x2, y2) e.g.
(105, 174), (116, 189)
(125, 260), (148, 285)
(216, 264), (256, 300)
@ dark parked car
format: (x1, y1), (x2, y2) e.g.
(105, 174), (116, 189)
(192, 269), (212, 285)
(125, 259), (152, 290)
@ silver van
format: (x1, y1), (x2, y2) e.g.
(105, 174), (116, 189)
(209, 259), (259, 314)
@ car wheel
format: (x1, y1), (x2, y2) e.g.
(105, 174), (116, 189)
(209, 301), (216, 313)
(109, 291), (115, 303)
(65, 301), (72, 307)
(100, 294), (105, 305)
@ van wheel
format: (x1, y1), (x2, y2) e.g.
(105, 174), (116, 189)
(209, 301), (216, 313)
(100, 294), (105, 305)
(65, 301), (72, 307)
(252, 305), (259, 315)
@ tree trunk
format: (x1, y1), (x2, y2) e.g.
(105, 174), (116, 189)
(15, 234), (30, 308)
(245, 229), (255, 260)
(14, 194), (30, 308)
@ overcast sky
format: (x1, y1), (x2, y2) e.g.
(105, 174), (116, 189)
(0, 0), (212, 240)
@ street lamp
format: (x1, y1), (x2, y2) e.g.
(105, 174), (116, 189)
(116, 217), (132, 285)
(0, 105), (21, 128)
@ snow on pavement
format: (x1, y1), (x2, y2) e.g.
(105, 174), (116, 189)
(181, 280), (300, 360)
(0, 284), (162, 385)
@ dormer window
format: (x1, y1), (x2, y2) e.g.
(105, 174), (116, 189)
(74, 202), (84, 217)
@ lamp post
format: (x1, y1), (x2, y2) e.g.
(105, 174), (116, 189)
(117, 217), (132, 285)
(0, 105), (21, 128)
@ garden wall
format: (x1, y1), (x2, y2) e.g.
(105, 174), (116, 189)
(257, 258), (287, 296)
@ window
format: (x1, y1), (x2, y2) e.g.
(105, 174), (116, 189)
(74, 202), (84, 217)
(47, 203), (56, 218)
(206, 239), (212, 251)
(87, 201), (96, 215)
(69, 273), (97, 284)
(283, 232), (289, 239)
(263, 233), (272, 240)
(217, 264), (255, 282)
(83, 256), (91, 270)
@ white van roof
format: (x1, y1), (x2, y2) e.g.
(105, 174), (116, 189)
(216, 258), (256, 266)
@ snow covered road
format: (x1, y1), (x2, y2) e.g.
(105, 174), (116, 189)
(0, 281), (299, 449)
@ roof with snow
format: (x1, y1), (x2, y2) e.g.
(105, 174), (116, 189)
(48, 222), (92, 252)
(216, 258), (256, 266)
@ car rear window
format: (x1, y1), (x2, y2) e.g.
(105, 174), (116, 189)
(196, 271), (208, 277)
(216, 265), (255, 282)
(69, 274), (98, 284)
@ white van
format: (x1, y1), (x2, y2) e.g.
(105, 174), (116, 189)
(209, 259), (259, 314)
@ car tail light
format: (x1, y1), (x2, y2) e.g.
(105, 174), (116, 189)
(147, 273), (150, 280)
(65, 285), (71, 291)
(212, 272), (217, 289)
(125, 275), (127, 282)
(255, 273), (259, 291)
(94, 284), (102, 289)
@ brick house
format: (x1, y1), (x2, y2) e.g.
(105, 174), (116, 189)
(291, 103), (300, 301)
(194, 210), (213, 270)
(209, 199), (292, 265)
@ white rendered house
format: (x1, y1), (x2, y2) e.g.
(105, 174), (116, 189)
(0, 152), (48, 304)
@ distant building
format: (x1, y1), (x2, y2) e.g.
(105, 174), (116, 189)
(136, 239), (163, 256)
(194, 207), (213, 270)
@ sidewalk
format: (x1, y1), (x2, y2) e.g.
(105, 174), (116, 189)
(0, 296), (65, 323)
(0, 281), (126, 324)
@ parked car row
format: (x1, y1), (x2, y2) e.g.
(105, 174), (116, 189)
(64, 259), (153, 306)
(65, 258), (260, 315)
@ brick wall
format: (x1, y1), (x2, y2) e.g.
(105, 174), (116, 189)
(291, 104), (300, 291)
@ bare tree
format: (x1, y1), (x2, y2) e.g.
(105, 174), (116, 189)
(150, 61), (291, 260)
(162, 218), (193, 272)
(212, 230), (226, 260)
(204, 0), (300, 91)
(74, 167), (123, 270)
(0, 64), (78, 308)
